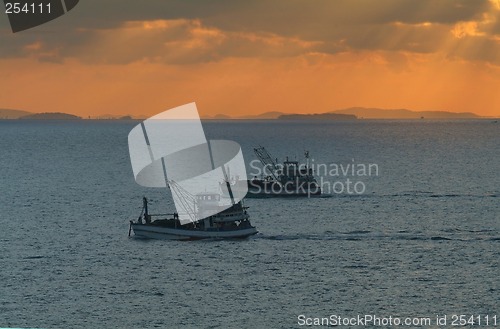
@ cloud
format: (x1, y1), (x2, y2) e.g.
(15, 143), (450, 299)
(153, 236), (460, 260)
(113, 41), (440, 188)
(33, 0), (490, 32)
(446, 35), (500, 64)
(0, 0), (499, 65)
(1, 19), (320, 65)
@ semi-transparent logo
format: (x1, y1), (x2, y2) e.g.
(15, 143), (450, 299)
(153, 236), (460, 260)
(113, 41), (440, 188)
(128, 103), (248, 225)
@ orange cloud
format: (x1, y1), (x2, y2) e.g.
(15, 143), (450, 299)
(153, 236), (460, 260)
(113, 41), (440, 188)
(1, 1), (500, 118)
(20, 19), (319, 65)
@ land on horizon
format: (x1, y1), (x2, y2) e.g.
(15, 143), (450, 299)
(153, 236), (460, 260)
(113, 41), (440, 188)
(203, 107), (488, 120)
(1, 107), (494, 121)
(0, 109), (135, 120)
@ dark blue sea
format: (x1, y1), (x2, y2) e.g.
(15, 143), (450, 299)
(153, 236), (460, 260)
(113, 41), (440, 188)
(0, 119), (498, 328)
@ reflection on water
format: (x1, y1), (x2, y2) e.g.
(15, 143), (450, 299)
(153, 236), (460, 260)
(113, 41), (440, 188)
(0, 119), (498, 328)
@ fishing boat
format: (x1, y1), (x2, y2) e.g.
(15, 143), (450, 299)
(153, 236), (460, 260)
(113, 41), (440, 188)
(127, 103), (257, 240)
(227, 146), (321, 197)
(129, 182), (257, 240)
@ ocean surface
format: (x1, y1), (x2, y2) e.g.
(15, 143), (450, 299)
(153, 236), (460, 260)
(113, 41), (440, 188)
(0, 119), (498, 328)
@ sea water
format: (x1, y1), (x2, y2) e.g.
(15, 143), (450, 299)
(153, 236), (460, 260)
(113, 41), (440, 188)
(0, 119), (498, 328)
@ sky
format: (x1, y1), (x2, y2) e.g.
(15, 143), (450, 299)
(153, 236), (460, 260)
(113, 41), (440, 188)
(1, 0), (500, 117)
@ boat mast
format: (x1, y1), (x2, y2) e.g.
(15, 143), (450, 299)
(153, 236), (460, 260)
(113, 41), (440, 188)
(142, 196), (151, 224)
(206, 140), (235, 206)
(254, 146), (280, 181)
(143, 197), (149, 218)
(221, 165), (235, 205)
(305, 150), (310, 172)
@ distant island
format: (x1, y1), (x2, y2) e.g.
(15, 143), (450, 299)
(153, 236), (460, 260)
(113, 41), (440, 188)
(332, 107), (482, 119)
(203, 111), (287, 120)
(278, 113), (357, 120)
(0, 108), (32, 119)
(238, 111), (287, 119)
(1, 108), (84, 120)
(1, 108), (140, 120)
(19, 112), (82, 120)
(89, 114), (142, 120)
(209, 114), (232, 120)
(202, 107), (484, 120)
(1, 106), (489, 121)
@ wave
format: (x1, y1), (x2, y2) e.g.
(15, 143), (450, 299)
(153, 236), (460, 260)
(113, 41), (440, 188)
(316, 191), (498, 198)
(430, 236), (452, 241)
(389, 192), (497, 198)
(255, 231), (498, 242)
(341, 230), (372, 234)
(23, 255), (45, 259)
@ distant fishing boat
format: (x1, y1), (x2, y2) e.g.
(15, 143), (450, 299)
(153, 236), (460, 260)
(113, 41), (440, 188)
(127, 103), (257, 240)
(226, 146), (321, 197)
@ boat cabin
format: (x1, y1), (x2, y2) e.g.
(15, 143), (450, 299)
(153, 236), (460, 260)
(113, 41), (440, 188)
(196, 193), (222, 218)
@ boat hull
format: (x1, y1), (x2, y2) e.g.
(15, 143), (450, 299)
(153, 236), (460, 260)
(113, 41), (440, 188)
(131, 223), (258, 240)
